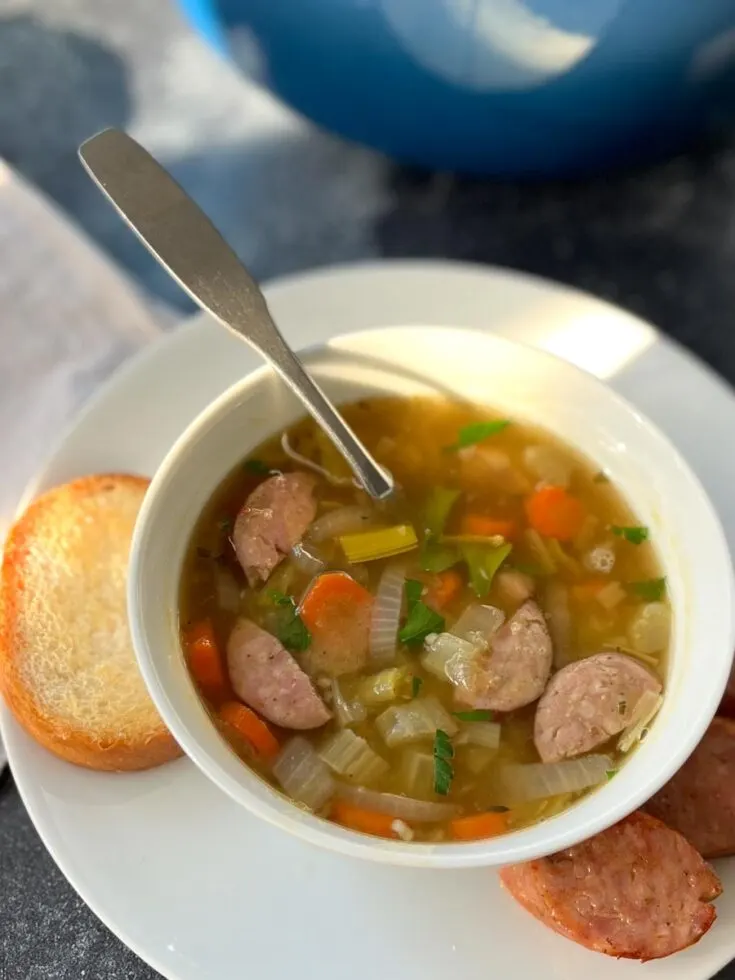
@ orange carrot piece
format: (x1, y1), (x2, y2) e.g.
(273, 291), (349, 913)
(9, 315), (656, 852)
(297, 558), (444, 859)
(525, 486), (586, 542)
(330, 800), (400, 839)
(299, 571), (373, 632)
(450, 810), (508, 841)
(571, 580), (606, 602)
(186, 620), (229, 702)
(460, 515), (518, 540)
(425, 569), (464, 610)
(219, 701), (280, 761)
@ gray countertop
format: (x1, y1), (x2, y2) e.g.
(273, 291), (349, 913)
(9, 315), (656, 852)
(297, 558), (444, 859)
(3, 0), (735, 977)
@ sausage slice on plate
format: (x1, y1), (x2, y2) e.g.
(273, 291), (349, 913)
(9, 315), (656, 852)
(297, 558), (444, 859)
(500, 811), (721, 961)
(534, 652), (662, 763)
(644, 716), (735, 858)
(232, 472), (317, 587)
(457, 600), (553, 712)
(227, 618), (330, 730)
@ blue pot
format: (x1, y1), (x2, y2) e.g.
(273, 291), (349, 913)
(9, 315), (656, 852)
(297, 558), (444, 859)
(180, 0), (735, 176)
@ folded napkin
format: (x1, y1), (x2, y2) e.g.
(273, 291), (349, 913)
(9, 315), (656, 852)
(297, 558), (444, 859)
(0, 160), (168, 775)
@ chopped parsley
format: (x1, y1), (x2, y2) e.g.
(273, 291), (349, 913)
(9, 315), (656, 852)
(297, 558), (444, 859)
(628, 577), (667, 602)
(404, 579), (424, 612)
(411, 676), (423, 698)
(606, 769), (617, 781)
(611, 525), (649, 545)
(268, 590), (311, 652)
(462, 542), (512, 598)
(446, 419), (510, 452)
(424, 487), (461, 537)
(399, 599), (445, 646)
(433, 728), (454, 796)
(243, 459), (272, 475)
(453, 709), (493, 722)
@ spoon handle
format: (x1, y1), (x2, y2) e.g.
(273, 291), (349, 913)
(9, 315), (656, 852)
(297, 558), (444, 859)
(78, 129), (393, 500)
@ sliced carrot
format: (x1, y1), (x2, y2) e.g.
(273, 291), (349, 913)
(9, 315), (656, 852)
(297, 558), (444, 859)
(330, 800), (400, 839)
(450, 810), (508, 841)
(219, 701), (280, 761)
(425, 569), (464, 610)
(525, 486), (586, 542)
(185, 620), (229, 703)
(299, 571), (373, 632)
(460, 515), (518, 540)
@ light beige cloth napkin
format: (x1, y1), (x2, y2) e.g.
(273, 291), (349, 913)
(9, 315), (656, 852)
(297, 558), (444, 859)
(0, 160), (168, 773)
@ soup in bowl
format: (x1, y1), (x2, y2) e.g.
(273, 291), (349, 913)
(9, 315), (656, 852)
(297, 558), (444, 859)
(129, 326), (735, 867)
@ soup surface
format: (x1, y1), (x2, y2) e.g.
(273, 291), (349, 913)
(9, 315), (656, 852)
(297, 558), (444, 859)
(180, 397), (669, 842)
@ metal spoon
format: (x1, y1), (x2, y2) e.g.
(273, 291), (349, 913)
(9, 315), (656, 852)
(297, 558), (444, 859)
(78, 129), (394, 500)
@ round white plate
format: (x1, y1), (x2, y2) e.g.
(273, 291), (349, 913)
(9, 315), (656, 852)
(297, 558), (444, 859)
(3, 261), (735, 980)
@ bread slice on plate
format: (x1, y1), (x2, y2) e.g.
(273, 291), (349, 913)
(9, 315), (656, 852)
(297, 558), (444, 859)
(0, 474), (181, 771)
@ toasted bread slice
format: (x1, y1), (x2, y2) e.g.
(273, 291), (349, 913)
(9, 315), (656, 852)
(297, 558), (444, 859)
(0, 474), (181, 771)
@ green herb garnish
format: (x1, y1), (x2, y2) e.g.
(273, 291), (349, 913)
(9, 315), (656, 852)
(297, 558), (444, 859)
(433, 728), (454, 796)
(411, 676), (423, 698)
(399, 581), (445, 645)
(244, 459), (272, 475)
(419, 541), (460, 573)
(462, 542), (512, 598)
(268, 590), (311, 652)
(453, 709), (493, 722)
(611, 525), (649, 545)
(628, 577), (667, 602)
(446, 419), (510, 452)
(424, 487), (461, 537)
(606, 769), (617, 781)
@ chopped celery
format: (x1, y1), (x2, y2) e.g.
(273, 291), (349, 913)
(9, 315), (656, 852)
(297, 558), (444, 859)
(358, 666), (412, 705)
(376, 697), (458, 748)
(340, 524), (418, 563)
(424, 487), (461, 537)
(399, 748), (436, 799)
(317, 730), (389, 784)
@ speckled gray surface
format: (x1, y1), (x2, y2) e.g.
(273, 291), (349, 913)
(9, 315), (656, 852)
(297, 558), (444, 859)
(3, 0), (735, 977)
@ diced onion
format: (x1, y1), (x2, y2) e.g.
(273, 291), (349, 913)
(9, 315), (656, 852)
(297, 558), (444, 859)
(496, 569), (535, 605)
(317, 730), (389, 784)
(499, 754), (612, 803)
(596, 581), (626, 610)
(290, 542), (326, 576)
(376, 697), (458, 747)
(369, 562), (405, 664)
(273, 737), (335, 811)
(628, 602), (670, 655)
(451, 603), (504, 643)
(214, 567), (241, 612)
(335, 783), (460, 822)
(340, 525), (418, 564)
(331, 679), (367, 727)
(391, 819), (414, 841)
(421, 632), (485, 693)
(523, 445), (572, 489)
(618, 690), (663, 753)
(455, 721), (501, 750)
(281, 433), (355, 486)
(359, 666), (411, 705)
(309, 505), (374, 543)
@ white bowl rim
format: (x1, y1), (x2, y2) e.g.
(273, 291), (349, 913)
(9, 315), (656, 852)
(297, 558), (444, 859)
(128, 324), (735, 869)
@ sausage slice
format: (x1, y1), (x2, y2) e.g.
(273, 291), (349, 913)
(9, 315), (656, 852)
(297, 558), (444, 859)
(534, 652), (662, 763)
(232, 472), (317, 587)
(457, 600), (552, 712)
(718, 656), (735, 717)
(500, 811), (721, 961)
(226, 618), (330, 730)
(644, 716), (735, 858)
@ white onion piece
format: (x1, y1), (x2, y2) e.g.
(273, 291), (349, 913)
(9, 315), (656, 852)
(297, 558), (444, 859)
(331, 679), (368, 727)
(596, 581), (626, 610)
(214, 567), (241, 612)
(376, 697), (458, 747)
(309, 505), (374, 543)
(336, 783), (460, 822)
(628, 602), (670, 655)
(500, 754), (612, 803)
(281, 433), (355, 487)
(273, 737), (335, 811)
(369, 562), (405, 664)
(290, 542), (326, 576)
(451, 603), (504, 643)
(456, 721), (501, 750)
(422, 632), (484, 694)
(523, 444), (572, 488)
(618, 690), (663, 753)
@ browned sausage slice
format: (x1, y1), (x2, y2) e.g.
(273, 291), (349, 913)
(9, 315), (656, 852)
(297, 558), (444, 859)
(534, 652), (661, 763)
(718, 656), (735, 717)
(457, 600), (552, 712)
(226, 618), (330, 730)
(500, 811), (721, 961)
(232, 472), (317, 587)
(644, 716), (735, 858)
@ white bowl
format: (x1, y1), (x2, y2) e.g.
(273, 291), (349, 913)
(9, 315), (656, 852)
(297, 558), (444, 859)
(128, 326), (735, 868)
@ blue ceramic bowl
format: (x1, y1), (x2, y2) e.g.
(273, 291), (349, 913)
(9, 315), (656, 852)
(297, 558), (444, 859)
(181, 0), (735, 176)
